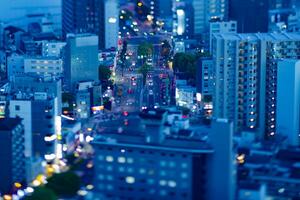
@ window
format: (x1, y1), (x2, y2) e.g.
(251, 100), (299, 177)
(15, 105), (20, 111)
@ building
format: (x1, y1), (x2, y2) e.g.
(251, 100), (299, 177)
(8, 75), (62, 161)
(212, 32), (300, 138)
(104, 0), (119, 49)
(237, 146), (300, 199)
(42, 41), (66, 57)
(9, 92), (60, 161)
(209, 21), (237, 52)
(91, 109), (235, 200)
(172, 0), (194, 39)
(0, 118), (25, 194)
(229, 0), (269, 33)
(193, 0), (228, 40)
(212, 34), (260, 133)
(11, 75), (62, 112)
(175, 79), (197, 110)
(24, 57), (63, 75)
(64, 34), (99, 91)
(62, 0), (119, 49)
(7, 53), (25, 81)
(196, 57), (214, 99)
(276, 59), (300, 146)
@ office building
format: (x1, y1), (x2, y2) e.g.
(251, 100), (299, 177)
(91, 109), (235, 200)
(0, 118), (26, 194)
(24, 57), (63, 75)
(64, 34), (99, 91)
(62, 0), (119, 49)
(276, 59), (300, 146)
(212, 32), (300, 138)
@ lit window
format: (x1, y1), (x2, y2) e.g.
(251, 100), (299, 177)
(181, 172), (188, 179)
(139, 168), (146, 174)
(159, 180), (167, 186)
(127, 158), (134, 163)
(125, 176), (135, 184)
(168, 180), (177, 188)
(106, 156), (114, 162)
(118, 157), (126, 163)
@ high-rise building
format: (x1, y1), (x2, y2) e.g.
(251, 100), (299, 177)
(0, 118), (25, 194)
(64, 34), (99, 91)
(212, 32), (300, 138)
(9, 92), (60, 161)
(62, 0), (119, 49)
(276, 59), (300, 146)
(91, 109), (235, 200)
(229, 0), (269, 33)
(172, 1), (194, 39)
(173, 0), (228, 41)
(8, 75), (62, 161)
(193, 0), (228, 39)
(209, 21), (237, 52)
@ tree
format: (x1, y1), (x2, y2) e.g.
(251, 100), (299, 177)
(138, 42), (153, 57)
(25, 187), (57, 200)
(98, 65), (112, 82)
(173, 53), (197, 84)
(46, 171), (81, 197)
(161, 40), (171, 58)
(138, 63), (152, 85)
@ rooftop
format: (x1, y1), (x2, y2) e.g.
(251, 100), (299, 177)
(92, 111), (214, 153)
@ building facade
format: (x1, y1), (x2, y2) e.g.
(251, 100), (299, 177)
(64, 34), (99, 91)
(212, 32), (300, 138)
(276, 59), (300, 146)
(0, 118), (25, 194)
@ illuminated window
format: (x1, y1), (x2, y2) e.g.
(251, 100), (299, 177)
(168, 180), (177, 188)
(106, 156), (114, 162)
(125, 176), (135, 184)
(118, 157), (126, 163)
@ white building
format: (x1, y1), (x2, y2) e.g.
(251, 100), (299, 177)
(24, 57), (63, 75)
(209, 21), (237, 52)
(104, 0), (119, 49)
(42, 41), (66, 57)
(276, 59), (300, 146)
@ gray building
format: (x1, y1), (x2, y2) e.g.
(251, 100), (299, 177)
(0, 118), (25, 194)
(64, 34), (99, 92)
